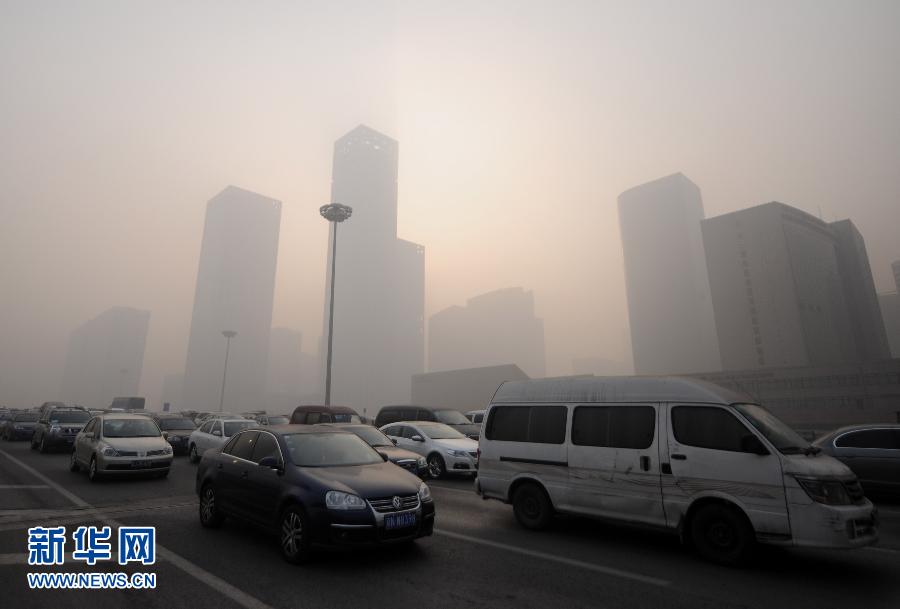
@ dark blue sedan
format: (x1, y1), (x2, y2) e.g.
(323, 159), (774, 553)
(195, 425), (435, 563)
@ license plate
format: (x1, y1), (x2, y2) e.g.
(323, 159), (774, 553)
(384, 512), (416, 530)
(131, 460), (152, 469)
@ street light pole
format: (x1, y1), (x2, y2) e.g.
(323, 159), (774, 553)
(319, 202), (353, 406)
(219, 330), (237, 412)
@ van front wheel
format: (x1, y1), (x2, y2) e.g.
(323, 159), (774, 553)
(690, 504), (753, 566)
(512, 483), (553, 530)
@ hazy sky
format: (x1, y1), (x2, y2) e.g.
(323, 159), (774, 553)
(2, 1), (899, 407)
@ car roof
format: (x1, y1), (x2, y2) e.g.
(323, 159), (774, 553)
(95, 413), (155, 420)
(821, 423), (900, 437)
(491, 376), (751, 405)
(292, 405), (358, 414)
(317, 423), (378, 431)
(263, 424), (354, 436)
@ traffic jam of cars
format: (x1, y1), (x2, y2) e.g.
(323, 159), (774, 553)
(2, 376), (897, 566)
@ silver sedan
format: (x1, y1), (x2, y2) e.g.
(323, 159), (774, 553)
(71, 414), (173, 482)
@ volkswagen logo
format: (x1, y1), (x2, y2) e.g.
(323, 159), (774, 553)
(391, 496), (402, 510)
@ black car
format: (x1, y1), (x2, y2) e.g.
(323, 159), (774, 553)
(814, 424), (900, 498)
(196, 425), (435, 563)
(153, 415), (198, 455)
(2, 411), (39, 441)
(290, 405), (362, 424)
(31, 407), (91, 452)
(319, 423), (429, 478)
(375, 405), (481, 439)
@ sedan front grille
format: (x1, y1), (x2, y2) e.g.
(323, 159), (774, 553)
(394, 459), (418, 472)
(146, 449), (168, 456)
(117, 451), (138, 457)
(367, 494), (419, 513)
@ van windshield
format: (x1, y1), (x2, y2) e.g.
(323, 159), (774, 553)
(732, 403), (810, 454)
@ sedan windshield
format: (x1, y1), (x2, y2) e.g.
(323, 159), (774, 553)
(416, 422), (465, 440)
(733, 403), (809, 454)
(224, 421), (254, 437)
(50, 411), (90, 424)
(284, 433), (383, 467)
(332, 413), (361, 423)
(157, 418), (196, 430)
(15, 413), (39, 422)
(351, 426), (394, 447)
(103, 418), (161, 438)
(434, 409), (471, 425)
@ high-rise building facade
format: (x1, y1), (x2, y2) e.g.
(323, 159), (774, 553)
(320, 125), (424, 409)
(182, 186), (281, 412)
(880, 260), (900, 358)
(830, 220), (891, 362)
(428, 287), (546, 378)
(702, 202), (886, 370)
(618, 173), (720, 375)
(60, 306), (151, 408)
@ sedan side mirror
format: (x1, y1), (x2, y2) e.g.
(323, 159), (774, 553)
(83, 432), (94, 440)
(391, 438), (398, 445)
(162, 431), (169, 440)
(380, 452), (389, 462)
(741, 434), (769, 455)
(257, 456), (280, 469)
(212, 430), (222, 437)
(411, 435), (424, 442)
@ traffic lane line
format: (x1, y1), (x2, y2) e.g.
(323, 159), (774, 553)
(434, 527), (671, 587)
(0, 448), (275, 609)
(0, 500), (197, 533)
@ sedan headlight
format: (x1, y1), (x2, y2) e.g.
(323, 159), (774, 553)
(417, 457), (427, 468)
(101, 446), (119, 457)
(325, 491), (366, 510)
(795, 477), (853, 505)
(418, 482), (432, 503)
(163, 444), (173, 455)
(446, 449), (469, 458)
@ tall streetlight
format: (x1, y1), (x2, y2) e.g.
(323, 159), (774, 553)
(219, 330), (237, 412)
(319, 202), (353, 406)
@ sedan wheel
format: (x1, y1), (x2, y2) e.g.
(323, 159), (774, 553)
(427, 454), (446, 479)
(88, 456), (101, 482)
(199, 485), (224, 528)
(69, 451), (79, 472)
(280, 506), (310, 564)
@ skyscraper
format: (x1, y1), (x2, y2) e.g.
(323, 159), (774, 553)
(428, 287), (546, 378)
(618, 173), (720, 375)
(879, 260), (900, 358)
(830, 220), (891, 362)
(320, 125), (424, 410)
(60, 306), (151, 408)
(702, 202), (886, 370)
(182, 186), (281, 412)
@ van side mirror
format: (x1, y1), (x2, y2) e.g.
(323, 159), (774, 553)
(380, 452), (389, 462)
(411, 435), (424, 442)
(212, 430), (222, 437)
(162, 431), (169, 440)
(741, 434), (769, 455)
(391, 438), (398, 445)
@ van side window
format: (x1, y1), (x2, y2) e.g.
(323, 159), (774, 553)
(572, 406), (655, 449)
(306, 412), (321, 424)
(672, 406), (752, 452)
(485, 406), (566, 444)
(416, 409), (435, 421)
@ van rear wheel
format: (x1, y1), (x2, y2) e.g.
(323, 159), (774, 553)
(512, 483), (553, 530)
(690, 504), (753, 566)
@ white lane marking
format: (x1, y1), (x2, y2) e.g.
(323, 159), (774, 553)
(434, 528), (671, 587)
(0, 448), (275, 609)
(0, 485), (51, 489)
(865, 546), (899, 555)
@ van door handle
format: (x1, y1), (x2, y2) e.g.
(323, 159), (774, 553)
(671, 454), (687, 460)
(640, 456), (651, 471)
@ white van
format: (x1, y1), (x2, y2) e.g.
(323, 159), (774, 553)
(475, 377), (879, 564)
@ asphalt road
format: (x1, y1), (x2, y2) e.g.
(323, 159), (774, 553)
(1, 440), (898, 609)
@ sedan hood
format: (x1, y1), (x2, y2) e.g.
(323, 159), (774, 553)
(297, 461), (422, 499)
(447, 423), (481, 437)
(433, 437), (479, 451)
(105, 436), (169, 452)
(781, 452), (855, 478)
(374, 446), (423, 462)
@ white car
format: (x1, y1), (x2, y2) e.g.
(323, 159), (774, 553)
(380, 421), (478, 479)
(188, 418), (254, 463)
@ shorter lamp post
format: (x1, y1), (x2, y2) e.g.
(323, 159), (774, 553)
(219, 330), (237, 412)
(319, 202), (353, 406)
